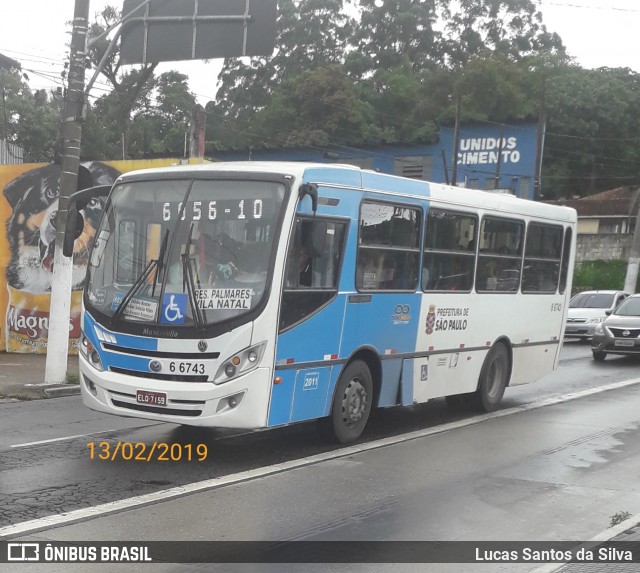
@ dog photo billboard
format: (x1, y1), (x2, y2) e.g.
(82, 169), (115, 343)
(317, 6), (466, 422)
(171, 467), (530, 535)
(0, 158), (182, 353)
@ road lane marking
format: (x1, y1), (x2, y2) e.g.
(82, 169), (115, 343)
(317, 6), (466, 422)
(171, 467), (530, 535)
(9, 423), (164, 449)
(2, 376), (640, 539)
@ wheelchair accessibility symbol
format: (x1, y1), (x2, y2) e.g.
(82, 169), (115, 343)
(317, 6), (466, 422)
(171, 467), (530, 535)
(161, 293), (187, 325)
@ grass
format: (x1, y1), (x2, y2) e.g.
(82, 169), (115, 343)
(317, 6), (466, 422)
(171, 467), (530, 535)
(609, 511), (632, 528)
(65, 372), (80, 385)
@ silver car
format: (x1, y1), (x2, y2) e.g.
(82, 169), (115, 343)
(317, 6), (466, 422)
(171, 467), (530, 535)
(591, 293), (640, 361)
(565, 290), (630, 341)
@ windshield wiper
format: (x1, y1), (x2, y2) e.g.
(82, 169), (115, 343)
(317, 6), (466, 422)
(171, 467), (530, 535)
(112, 258), (159, 323)
(181, 222), (205, 329)
(112, 230), (170, 323)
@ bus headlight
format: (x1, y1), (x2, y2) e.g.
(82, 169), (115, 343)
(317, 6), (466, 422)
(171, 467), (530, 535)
(594, 323), (605, 336)
(214, 342), (266, 384)
(80, 332), (103, 371)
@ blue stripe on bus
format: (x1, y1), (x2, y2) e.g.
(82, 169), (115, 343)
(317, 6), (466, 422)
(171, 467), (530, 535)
(268, 294), (347, 427)
(83, 313), (159, 373)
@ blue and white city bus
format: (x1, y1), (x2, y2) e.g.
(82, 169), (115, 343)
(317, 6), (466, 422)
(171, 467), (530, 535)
(72, 162), (576, 443)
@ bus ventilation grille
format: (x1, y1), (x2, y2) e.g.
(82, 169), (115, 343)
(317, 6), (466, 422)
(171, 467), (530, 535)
(111, 399), (202, 417)
(109, 367), (208, 382)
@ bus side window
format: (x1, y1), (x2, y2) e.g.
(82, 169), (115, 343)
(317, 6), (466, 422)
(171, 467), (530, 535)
(423, 209), (477, 292)
(357, 202), (421, 291)
(476, 217), (524, 293)
(279, 218), (347, 332)
(521, 223), (562, 294)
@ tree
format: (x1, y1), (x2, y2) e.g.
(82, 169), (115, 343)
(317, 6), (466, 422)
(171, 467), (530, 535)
(128, 71), (197, 157)
(439, 0), (566, 67)
(543, 66), (640, 198)
(0, 68), (61, 161)
(84, 4), (157, 157)
(214, 0), (356, 139)
(350, 0), (441, 76)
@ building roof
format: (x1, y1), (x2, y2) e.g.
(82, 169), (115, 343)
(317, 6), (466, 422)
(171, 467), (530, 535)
(546, 186), (636, 218)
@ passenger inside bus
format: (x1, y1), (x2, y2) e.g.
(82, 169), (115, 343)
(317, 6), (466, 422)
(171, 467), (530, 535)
(196, 232), (241, 284)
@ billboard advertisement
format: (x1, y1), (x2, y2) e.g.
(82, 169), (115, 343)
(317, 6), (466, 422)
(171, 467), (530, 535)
(0, 158), (184, 353)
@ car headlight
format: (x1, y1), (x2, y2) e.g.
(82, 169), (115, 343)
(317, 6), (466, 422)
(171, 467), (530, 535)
(80, 332), (104, 371)
(214, 342), (267, 384)
(594, 323), (605, 335)
(586, 317), (605, 324)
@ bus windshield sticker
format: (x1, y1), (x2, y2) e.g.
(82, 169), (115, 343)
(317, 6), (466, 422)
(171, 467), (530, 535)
(112, 293), (158, 322)
(194, 288), (254, 310)
(161, 293), (187, 325)
(363, 272), (376, 289)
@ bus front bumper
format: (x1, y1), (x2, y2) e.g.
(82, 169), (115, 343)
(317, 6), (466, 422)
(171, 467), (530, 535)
(79, 357), (272, 428)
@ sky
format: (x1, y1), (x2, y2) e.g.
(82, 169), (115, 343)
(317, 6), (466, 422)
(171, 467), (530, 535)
(0, 0), (638, 105)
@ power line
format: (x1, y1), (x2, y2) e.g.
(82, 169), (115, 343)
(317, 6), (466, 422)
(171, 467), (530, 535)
(535, 0), (640, 13)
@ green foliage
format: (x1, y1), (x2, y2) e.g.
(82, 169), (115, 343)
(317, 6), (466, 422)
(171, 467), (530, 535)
(573, 260), (640, 292)
(65, 372), (80, 385)
(543, 66), (640, 199)
(609, 511), (631, 528)
(0, 70), (61, 161)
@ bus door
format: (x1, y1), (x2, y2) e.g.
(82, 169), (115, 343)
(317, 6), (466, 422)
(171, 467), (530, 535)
(268, 217), (348, 426)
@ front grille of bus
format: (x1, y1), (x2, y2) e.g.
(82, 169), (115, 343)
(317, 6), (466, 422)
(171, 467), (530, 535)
(102, 343), (219, 360)
(609, 328), (640, 338)
(111, 399), (202, 417)
(109, 366), (209, 383)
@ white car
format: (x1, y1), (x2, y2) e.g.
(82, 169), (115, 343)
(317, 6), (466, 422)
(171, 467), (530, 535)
(565, 290), (630, 341)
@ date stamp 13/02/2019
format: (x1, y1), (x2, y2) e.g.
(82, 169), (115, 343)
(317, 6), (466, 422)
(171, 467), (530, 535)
(87, 441), (208, 462)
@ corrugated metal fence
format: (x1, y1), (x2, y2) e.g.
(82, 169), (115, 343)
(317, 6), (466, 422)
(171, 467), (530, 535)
(0, 139), (23, 164)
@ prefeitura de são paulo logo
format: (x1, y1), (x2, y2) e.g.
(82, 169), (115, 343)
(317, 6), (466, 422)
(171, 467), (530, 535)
(425, 304), (436, 335)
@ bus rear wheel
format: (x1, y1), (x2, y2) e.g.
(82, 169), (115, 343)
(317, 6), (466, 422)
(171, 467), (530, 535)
(472, 343), (510, 412)
(329, 360), (373, 444)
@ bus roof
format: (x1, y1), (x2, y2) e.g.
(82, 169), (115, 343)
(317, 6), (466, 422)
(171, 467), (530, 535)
(116, 161), (576, 223)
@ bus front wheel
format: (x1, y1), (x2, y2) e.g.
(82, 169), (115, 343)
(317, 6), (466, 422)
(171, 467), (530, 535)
(329, 360), (373, 444)
(472, 343), (510, 412)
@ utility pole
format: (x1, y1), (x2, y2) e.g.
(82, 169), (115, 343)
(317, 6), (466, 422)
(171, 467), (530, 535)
(189, 104), (206, 161)
(623, 187), (640, 294)
(45, 0), (90, 384)
(534, 73), (546, 201)
(451, 95), (461, 186)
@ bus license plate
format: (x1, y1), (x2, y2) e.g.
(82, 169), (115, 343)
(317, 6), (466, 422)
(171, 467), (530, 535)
(136, 390), (167, 406)
(614, 339), (635, 347)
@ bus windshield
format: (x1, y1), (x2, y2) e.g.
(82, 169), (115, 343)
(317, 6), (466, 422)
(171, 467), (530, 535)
(85, 178), (286, 328)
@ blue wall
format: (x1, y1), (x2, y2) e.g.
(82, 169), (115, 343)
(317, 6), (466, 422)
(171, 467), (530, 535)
(211, 122), (539, 200)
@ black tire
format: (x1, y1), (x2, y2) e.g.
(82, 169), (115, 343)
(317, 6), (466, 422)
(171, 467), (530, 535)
(328, 360), (373, 444)
(592, 350), (607, 362)
(472, 343), (510, 412)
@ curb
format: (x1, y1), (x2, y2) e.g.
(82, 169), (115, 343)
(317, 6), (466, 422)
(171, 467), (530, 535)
(43, 385), (81, 398)
(531, 515), (640, 573)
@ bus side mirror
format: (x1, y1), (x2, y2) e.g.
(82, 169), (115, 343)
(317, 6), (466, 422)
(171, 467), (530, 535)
(63, 205), (85, 257)
(62, 184), (112, 257)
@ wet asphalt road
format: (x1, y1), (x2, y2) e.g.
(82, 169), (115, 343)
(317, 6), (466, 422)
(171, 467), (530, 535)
(1, 340), (638, 529)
